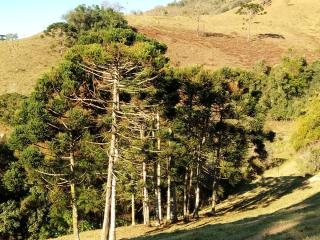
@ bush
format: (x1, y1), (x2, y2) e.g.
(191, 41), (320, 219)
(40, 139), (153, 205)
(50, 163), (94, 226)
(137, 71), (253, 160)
(0, 93), (26, 125)
(0, 201), (21, 238)
(291, 97), (320, 151)
(262, 56), (317, 120)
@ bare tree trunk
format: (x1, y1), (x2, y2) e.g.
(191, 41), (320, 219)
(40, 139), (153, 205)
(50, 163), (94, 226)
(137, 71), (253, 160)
(131, 193), (135, 226)
(152, 113), (162, 226)
(101, 75), (118, 240)
(211, 179), (217, 214)
(187, 167), (194, 219)
(193, 158), (200, 218)
(156, 112), (162, 223)
(183, 167), (191, 222)
(197, 15), (200, 37)
(211, 115), (222, 215)
(166, 156), (171, 223)
(141, 125), (150, 226)
(157, 162), (162, 222)
(109, 142), (119, 240)
(211, 153), (220, 215)
(183, 170), (188, 222)
(247, 14), (252, 42)
(172, 180), (178, 223)
(101, 153), (113, 240)
(143, 161), (150, 225)
(109, 177), (116, 240)
(153, 161), (160, 226)
(166, 127), (172, 223)
(70, 152), (80, 240)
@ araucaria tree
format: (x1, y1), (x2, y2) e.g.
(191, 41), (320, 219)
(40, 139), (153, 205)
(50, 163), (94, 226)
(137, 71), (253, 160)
(236, 3), (266, 41)
(10, 59), (107, 240)
(66, 33), (167, 239)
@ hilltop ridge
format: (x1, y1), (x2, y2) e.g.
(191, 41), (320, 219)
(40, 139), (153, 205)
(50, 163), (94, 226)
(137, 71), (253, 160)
(146, 0), (251, 16)
(128, 0), (320, 69)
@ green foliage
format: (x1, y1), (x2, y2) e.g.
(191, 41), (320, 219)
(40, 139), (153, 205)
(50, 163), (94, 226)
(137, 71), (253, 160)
(63, 4), (129, 36)
(44, 22), (70, 39)
(292, 98), (320, 151)
(263, 56), (317, 120)
(77, 28), (137, 45)
(0, 142), (16, 171)
(0, 93), (27, 125)
(3, 162), (27, 193)
(236, 2), (266, 40)
(236, 3), (266, 16)
(44, 4), (130, 50)
(0, 201), (21, 238)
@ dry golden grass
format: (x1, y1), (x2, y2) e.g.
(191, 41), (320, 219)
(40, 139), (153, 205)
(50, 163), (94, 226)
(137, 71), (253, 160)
(127, 0), (320, 69)
(1, 0), (320, 97)
(0, 35), (61, 96)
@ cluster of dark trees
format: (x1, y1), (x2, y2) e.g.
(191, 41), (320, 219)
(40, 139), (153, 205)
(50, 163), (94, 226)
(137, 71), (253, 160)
(1, 4), (320, 240)
(0, 33), (18, 41)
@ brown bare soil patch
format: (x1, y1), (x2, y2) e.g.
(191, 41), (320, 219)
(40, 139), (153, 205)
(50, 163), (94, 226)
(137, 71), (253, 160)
(137, 26), (286, 69)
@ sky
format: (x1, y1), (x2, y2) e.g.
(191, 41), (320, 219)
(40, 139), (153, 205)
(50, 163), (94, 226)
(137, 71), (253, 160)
(0, 0), (173, 38)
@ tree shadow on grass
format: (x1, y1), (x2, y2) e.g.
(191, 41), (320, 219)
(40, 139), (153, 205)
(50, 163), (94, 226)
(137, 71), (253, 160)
(257, 33), (285, 40)
(217, 176), (309, 215)
(129, 192), (320, 240)
(200, 32), (233, 38)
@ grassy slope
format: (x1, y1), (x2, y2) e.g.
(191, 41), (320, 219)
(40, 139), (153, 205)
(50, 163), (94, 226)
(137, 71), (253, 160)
(0, 35), (61, 96)
(146, 0), (251, 16)
(1, 0), (320, 96)
(54, 121), (320, 240)
(127, 0), (320, 69)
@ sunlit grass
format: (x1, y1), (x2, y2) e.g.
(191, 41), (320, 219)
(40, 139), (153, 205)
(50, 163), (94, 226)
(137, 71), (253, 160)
(0, 34), (61, 96)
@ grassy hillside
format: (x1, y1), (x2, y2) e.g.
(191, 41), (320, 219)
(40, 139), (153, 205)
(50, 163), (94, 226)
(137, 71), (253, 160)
(1, 0), (320, 96)
(146, 0), (251, 16)
(128, 0), (320, 69)
(0, 35), (61, 96)
(53, 121), (320, 240)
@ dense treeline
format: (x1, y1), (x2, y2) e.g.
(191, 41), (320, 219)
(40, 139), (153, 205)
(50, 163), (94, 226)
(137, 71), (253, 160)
(1, 4), (320, 240)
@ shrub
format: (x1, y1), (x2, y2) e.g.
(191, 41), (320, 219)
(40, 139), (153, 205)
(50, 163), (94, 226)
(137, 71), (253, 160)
(0, 93), (26, 125)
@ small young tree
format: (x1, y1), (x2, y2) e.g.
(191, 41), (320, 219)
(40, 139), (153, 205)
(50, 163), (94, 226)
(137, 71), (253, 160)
(194, 2), (208, 37)
(44, 22), (71, 56)
(236, 3), (266, 41)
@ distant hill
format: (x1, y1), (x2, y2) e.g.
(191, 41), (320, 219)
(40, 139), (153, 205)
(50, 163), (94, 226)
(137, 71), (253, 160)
(128, 0), (320, 69)
(146, 0), (251, 16)
(0, 34), (61, 96)
(1, 0), (320, 96)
